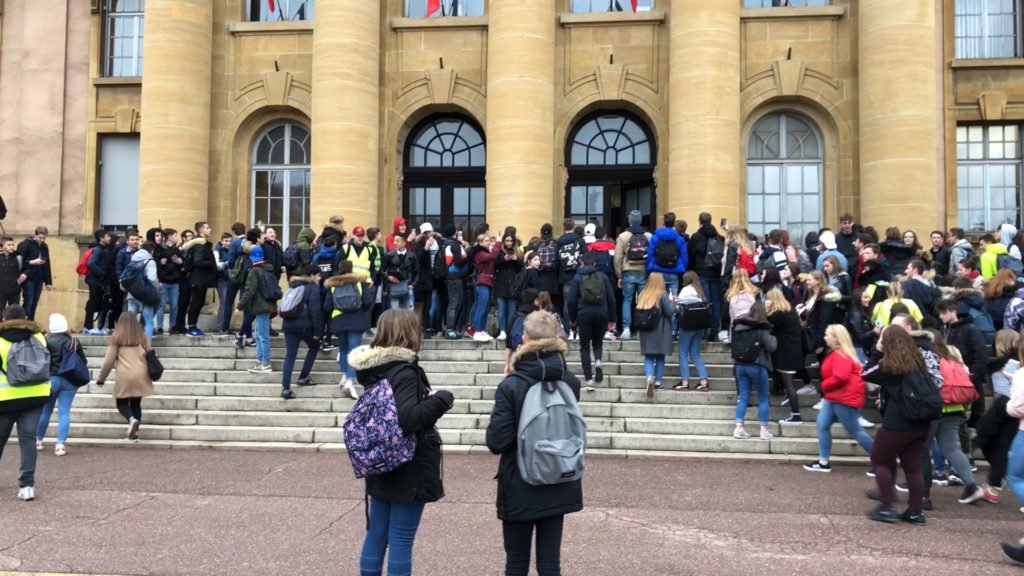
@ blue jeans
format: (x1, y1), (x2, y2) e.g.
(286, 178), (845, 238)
(35, 375), (77, 444)
(253, 312), (271, 364)
(664, 276), (679, 333)
(735, 364), (770, 425)
(677, 329), (708, 381)
(360, 495), (426, 576)
(700, 277), (723, 336)
(335, 330), (364, 378)
(473, 285), (492, 333)
(1007, 430), (1024, 503)
(816, 400), (874, 461)
(643, 354), (665, 381)
(932, 441), (945, 475)
(282, 329), (319, 389)
(156, 282), (179, 330)
(497, 297), (515, 335)
(621, 270), (647, 331)
(429, 290), (440, 328)
(20, 278), (43, 321)
(389, 291), (413, 311)
(126, 298), (156, 341)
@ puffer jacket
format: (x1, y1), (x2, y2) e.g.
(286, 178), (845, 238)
(183, 237), (217, 288)
(486, 338), (583, 522)
(46, 333), (86, 376)
(1006, 287), (1024, 332)
(350, 345), (454, 504)
(280, 276), (323, 333)
(820, 349), (865, 409)
(880, 240), (916, 276)
(646, 227), (688, 275)
(862, 360), (932, 432)
(981, 242), (1009, 280)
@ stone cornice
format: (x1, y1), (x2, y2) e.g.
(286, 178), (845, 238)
(951, 58), (1024, 70)
(740, 6), (845, 20)
(391, 16), (488, 30)
(559, 11), (665, 27)
(92, 76), (142, 86)
(227, 21), (314, 36)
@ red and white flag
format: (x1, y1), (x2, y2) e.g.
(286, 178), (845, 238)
(267, 0), (276, 12)
(631, 0), (639, 11)
(427, 0), (442, 16)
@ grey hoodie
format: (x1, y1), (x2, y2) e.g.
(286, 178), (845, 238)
(1001, 224), (1021, 260)
(126, 248), (158, 303)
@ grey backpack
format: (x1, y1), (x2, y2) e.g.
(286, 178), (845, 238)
(5, 337), (50, 386)
(514, 364), (587, 486)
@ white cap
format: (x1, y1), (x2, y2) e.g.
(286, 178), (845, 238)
(48, 313), (68, 334)
(419, 222), (434, 234)
(584, 223), (597, 237)
(819, 230), (837, 250)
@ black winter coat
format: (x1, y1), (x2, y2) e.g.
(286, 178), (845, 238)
(880, 241), (916, 276)
(263, 241), (285, 279)
(183, 238), (218, 288)
(986, 285), (1016, 331)
(555, 233), (587, 285)
(942, 317), (988, 388)
(688, 224), (724, 278)
(862, 361), (932, 432)
(768, 309), (803, 372)
(280, 278), (324, 333)
(350, 346), (454, 503)
(0, 252), (21, 294)
(17, 238), (51, 285)
(493, 248), (524, 300)
(46, 333), (86, 376)
(486, 338), (583, 522)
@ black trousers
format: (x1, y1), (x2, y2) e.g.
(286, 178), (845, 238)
(174, 283), (191, 330)
(187, 285), (207, 327)
(84, 284), (104, 329)
(116, 398), (142, 422)
(577, 311), (608, 381)
(503, 515), (565, 576)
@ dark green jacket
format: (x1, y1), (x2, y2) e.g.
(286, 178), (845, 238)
(237, 262), (276, 315)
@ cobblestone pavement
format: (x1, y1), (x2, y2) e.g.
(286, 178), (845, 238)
(1, 447), (1022, 575)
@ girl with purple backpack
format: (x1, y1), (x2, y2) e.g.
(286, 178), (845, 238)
(349, 309), (454, 576)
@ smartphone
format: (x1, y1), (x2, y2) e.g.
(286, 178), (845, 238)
(720, 218), (727, 227)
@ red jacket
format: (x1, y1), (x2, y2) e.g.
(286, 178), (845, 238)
(385, 216), (408, 252)
(820, 350), (866, 409)
(474, 246), (496, 287)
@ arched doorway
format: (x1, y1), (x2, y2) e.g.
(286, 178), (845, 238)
(565, 111), (656, 236)
(745, 112), (823, 242)
(251, 121), (310, 245)
(402, 114), (486, 237)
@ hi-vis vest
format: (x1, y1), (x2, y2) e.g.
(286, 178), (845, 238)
(344, 244), (375, 280)
(330, 282), (363, 319)
(0, 333), (51, 404)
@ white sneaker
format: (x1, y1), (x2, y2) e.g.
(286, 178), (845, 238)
(343, 381), (361, 400)
(54, 444), (66, 457)
(811, 400), (823, 410)
(717, 330), (730, 342)
(858, 416), (875, 428)
(603, 330), (618, 341)
(35, 440), (43, 451)
(17, 486), (34, 501)
(760, 429), (774, 440)
(473, 331), (494, 342)
(585, 380), (596, 392)
(621, 328), (631, 340)
(797, 385), (817, 395)
(497, 331), (507, 340)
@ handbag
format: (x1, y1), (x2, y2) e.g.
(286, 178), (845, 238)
(676, 300), (712, 331)
(56, 337), (90, 388)
(801, 328), (816, 354)
(145, 348), (164, 382)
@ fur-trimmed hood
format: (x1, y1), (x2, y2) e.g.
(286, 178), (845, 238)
(181, 237), (210, 252)
(952, 287), (984, 300)
(324, 273), (367, 288)
(823, 290), (842, 303)
(348, 345), (418, 372)
(509, 337), (568, 370)
(0, 319), (43, 343)
(287, 275), (319, 286)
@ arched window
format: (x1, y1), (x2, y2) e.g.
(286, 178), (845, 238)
(565, 112), (656, 232)
(746, 112), (823, 243)
(403, 115), (486, 236)
(251, 122), (310, 245)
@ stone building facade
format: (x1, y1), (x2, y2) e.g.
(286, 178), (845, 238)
(0, 0), (1022, 325)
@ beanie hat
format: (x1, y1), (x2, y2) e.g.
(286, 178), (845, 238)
(249, 246), (265, 263)
(48, 313), (68, 334)
(628, 210), (642, 227)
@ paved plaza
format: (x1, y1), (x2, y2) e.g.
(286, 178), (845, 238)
(1, 448), (1023, 575)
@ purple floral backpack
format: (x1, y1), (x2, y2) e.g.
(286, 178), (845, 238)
(343, 365), (418, 478)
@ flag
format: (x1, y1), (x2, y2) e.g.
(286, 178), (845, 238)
(427, 0), (441, 16)
(268, 0), (276, 12)
(631, 0), (638, 11)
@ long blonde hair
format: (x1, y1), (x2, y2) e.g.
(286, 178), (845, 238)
(637, 272), (666, 310)
(727, 226), (754, 255)
(825, 324), (860, 368)
(111, 312), (147, 348)
(725, 268), (757, 300)
(764, 288), (791, 313)
(807, 270), (833, 296)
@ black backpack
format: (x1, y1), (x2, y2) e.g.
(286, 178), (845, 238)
(432, 244), (448, 280)
(653, 239), (679, 269)
(558, 240), (584, 274)
(704, 236), (725, 271)
(626, 233), (648, 262)
(509, 269), (529, 300)
(894, 370), (945, 425)
(255, 268), (282, 301)
(633, 306), (661, 331)
(730, 328), (763, 364)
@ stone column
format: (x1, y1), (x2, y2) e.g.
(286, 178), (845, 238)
(485, 0), (555, 238)
(137, 0), (213, 229)
(668, 0), (741, 226)
(311, 0), (380, 231)
(859, 0), (938, 233)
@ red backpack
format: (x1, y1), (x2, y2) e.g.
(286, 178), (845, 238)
(75, 247), (94, 277)
(736, 249), (756, 277)
(938, 358), (980, 405)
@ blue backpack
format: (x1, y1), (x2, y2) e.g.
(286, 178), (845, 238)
(342, 364), (418, 478)
(997, 253), (1024, 277)
(967, 306), (996, 344)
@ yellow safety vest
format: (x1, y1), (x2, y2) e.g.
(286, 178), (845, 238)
(0, 333), (51, 404)
(330, 282), (363, 319)
(344, 244), (374, 279)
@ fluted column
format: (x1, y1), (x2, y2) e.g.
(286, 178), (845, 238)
(669, 0), (741, 225)
(859, 0), (938, 233)
(310, 0), (380, 231)
(485, 0), (555, 237)
(137, 0), (213, 229)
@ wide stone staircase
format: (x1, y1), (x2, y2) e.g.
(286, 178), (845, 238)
(42, 336), (879, 461)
